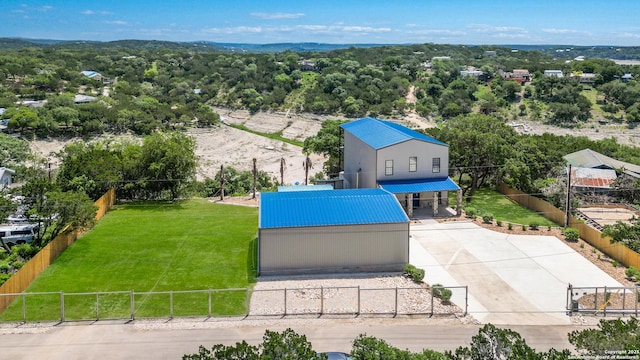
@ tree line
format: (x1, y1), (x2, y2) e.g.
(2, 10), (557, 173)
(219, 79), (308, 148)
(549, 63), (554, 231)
(1, 42), (640, 139)
(183, 319), (640, 359)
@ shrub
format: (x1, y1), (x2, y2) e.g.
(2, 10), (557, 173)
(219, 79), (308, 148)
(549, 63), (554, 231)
(522, 224), (527, 231)
(563, 228), (580, 242)
(465, 207), (478, 219)
(529, 222), (539, 230)
(507, 223), (513, 230)
(482, 214), (493, 224)
(612, 260), (619, 268)
(432, 283), (452, 304)
(548, 225), (552, 231)
(12, 244), (38, 260)
(496, 220), (502, 227)
(404, 263), (425, 283)
(625, 267), (640, 281)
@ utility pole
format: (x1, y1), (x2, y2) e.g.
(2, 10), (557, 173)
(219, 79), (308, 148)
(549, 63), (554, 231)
(565, 164), (572, 227)
(280, 157), (286, 186)
(220, 164), (225, 201)
(303, 155), (312, 186)
(252, 158), (257, 199)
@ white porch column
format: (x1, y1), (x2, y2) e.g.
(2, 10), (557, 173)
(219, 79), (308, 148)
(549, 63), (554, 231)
(432, 192), (438, 216)
(456, 189), (462, 216)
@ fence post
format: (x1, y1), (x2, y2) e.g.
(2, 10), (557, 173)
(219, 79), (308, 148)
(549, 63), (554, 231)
(465, 286), (468, 317)
(604, 286), (607, 317)
(284, 288), (287, 316)
(636, 288), (638, 317)
(170, 291), (174, 318)
(60, 291), (65, 322)
(430, 286), (434, 317)
(130, 290), (135, 320)
(394, 287), (398, 317)
(357, 286), (360, 315)
(22, 293), (26, 322)
(320, 287), (324, 315)
(208, 289), (212, 317)
(96, 293), (100, 320)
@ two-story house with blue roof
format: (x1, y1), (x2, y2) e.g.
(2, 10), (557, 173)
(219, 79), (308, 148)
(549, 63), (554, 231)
(341, 117), (461, 217)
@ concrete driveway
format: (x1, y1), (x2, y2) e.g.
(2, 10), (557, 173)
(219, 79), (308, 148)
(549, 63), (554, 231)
(410, 219), (622, 325)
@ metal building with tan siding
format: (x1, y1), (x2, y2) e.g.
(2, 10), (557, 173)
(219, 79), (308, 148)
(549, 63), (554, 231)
(258, 188), (410, 276)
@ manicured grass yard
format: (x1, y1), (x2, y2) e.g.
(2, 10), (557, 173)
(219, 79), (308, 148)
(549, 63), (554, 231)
(0, 199), (258, 321)
(462, 188), (556, 227)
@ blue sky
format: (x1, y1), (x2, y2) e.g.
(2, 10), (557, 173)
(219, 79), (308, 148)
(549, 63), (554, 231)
(1, 0), (639, 46)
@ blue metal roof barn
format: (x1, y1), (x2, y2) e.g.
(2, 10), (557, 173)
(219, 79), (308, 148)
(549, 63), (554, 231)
(259, 188), (409, 229)
(257, 188), (410, 276)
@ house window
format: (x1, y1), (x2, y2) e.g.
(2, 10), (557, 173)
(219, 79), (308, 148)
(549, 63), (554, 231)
(409, 157), (417, 172)
(432, 158), (441, 173)
(385, 160), (394, 176)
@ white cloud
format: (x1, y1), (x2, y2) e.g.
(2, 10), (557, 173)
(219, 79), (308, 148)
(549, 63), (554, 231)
(468, 24), (527, 34)
(82, 10), (113, 15)
(104, 20), (129, 26)
(250, 12), (304, 20)
(202, 26), (263, 34)
(542, 28), (579, 34)
(617, 32), (640, 39)
(408, 29), (466, 36)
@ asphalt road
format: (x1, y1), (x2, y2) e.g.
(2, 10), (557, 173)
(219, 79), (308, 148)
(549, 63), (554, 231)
(0, 318), (586, 359)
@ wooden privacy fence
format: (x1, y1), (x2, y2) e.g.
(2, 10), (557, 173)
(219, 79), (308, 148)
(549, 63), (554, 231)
(0, 188), (116, 313)
(497, 183), (640, 269)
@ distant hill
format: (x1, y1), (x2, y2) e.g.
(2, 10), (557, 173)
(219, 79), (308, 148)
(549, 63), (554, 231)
(509, 44), (640, 60)
(0, 38), (639, 60)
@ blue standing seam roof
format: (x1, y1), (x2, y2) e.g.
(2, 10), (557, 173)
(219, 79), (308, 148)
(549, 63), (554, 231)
(341, 117), (447, 150)
(259, 188), (409, 229)
(378, 177), (460, 194)
(277, 184), (334, 192)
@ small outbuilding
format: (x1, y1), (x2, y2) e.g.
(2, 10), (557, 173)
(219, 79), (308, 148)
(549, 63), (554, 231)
(258, 188), (410, 276)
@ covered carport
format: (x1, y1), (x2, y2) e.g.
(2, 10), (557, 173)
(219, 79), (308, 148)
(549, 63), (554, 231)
(378, 177), (462, 218)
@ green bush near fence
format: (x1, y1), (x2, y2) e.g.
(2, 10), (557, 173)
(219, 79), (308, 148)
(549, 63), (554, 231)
(0, 199), (258, 321)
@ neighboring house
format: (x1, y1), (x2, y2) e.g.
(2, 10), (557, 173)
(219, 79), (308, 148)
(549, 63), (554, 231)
(544, 70), (564, 78)
(299, 60), (318, 71)
(460, 68), (484, 78)
(569, 167), (617, 192)
(622, 73), (633, 82)
(74, 94), (96, 104)
(484, 50), (497, 57)
(0, 167), (15, 187)
(564, 148), (640, 178)
(432, 56), (451, 61)
(21, 100), (47, 108)
(341, 117), (461, 217)
(258, 188), (410, 276)
(578, 73), (596, 84)
(500, 69), (530, 84)
(81, 70), (104, 82)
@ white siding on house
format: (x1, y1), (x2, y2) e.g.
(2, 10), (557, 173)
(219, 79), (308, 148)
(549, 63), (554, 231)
(376, 140), (449, 182)
(342, 131), (377, 188)
(258, 223), (409, 275)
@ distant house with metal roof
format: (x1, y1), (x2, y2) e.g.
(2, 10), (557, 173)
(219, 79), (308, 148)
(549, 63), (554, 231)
(258, 188), (409, 276)
(569, 167), (617, 191)
(544, 70), (564, 78)
(622, 73), (633, 82)
(340, 117), (461, 217)
(81, 70), (104, 82)
(563, 148), (640, 178)
(74, 94), (97, 104)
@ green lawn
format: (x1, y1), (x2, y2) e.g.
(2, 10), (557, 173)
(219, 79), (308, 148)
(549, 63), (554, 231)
(0, 199), (258, 321)
(462, 188), (556, 227)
